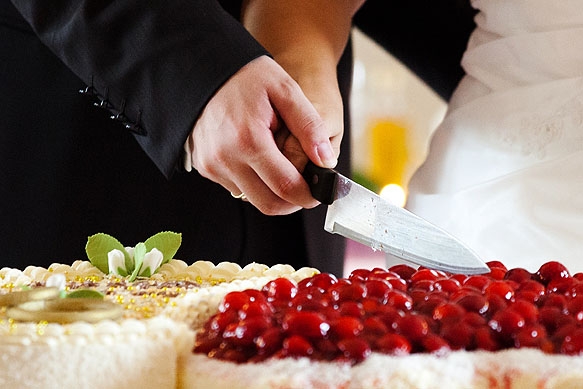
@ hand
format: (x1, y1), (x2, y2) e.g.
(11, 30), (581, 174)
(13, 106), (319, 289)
(242, 0), (364, 175)
(184, 55), (337, 215)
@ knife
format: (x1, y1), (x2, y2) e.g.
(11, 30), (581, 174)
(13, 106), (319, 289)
(303, 162), (489, 275)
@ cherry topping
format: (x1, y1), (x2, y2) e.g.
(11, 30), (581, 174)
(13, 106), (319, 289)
(194, 260), (583, 365)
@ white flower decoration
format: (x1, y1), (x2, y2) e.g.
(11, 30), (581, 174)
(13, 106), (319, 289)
(108, 249), (128, 276)
(138, 248), (164, 277)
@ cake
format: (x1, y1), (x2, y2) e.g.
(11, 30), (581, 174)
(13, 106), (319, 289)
(2, 232), (583, 388)
(0, 232), (317, 388)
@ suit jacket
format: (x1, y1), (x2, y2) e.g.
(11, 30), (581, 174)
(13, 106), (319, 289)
(2, 0), (473, 276)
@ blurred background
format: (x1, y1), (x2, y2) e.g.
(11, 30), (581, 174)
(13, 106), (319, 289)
(343, 29), (448, 276)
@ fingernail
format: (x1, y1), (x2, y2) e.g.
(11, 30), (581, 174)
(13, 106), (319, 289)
(317, 143), (337, 168)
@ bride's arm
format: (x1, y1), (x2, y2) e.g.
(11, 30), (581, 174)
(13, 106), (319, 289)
(242, 0), (365, 169)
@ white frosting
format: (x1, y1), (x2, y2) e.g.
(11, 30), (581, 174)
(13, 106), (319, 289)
(182, 349), (583, 389)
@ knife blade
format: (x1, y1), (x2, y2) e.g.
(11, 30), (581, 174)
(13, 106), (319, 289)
(303, 162), (489, 275)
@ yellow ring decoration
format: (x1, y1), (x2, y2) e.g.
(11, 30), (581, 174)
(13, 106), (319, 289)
(7, 298), (123, 324)
(0, 287), (60, 307)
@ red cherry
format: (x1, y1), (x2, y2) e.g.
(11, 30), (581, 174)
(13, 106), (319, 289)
(514, 324), (547, 348)
(395, 314), (429, 342)
(410, 279), (436, 293)
(566, 295), (583, 322)
(219, 291), (250, 313)
(509, 300), (539, 324)
(560, 328), (583, 355)
(282, 335), (314, 357)
(255, 327), (284, 356)
(450, 273), (468, 285)
(421, 334), (451, 355)
(262, 278), (298, 303)
(307, 273), (338, 290)
(238, 300), (273, 320)
(364, 279), (393, 302)
(441, 322), (473, 350)
(221, 349), (248, 363)
(415, 295), (447, 316)
(539, 306), (565, 333)
(485, 294), (508, 318)
(193, 328), (223, 354)
(376, 305), (405, 330)
(337, 301), (365, 318)
(337, 338), (371, 363)
(410, 268), (446, 285)
(455, 293), (489, 315)
(282, 311), (330, 339)
(463, 275), (492, 292)
(222, 316), (271, 346)
(504, 268), (533, 284)
(541, 293), (567, 310)
(473, 326), (499, 351)
(362, 316), (389, 337)
(331, 281), (367, 302)
(388, 264), (417, 281)
(208, 309), (238, 333)
(376, 333), (412, 355)
(485, 280), (515, 301)
(547, 277), (577, 295)
(292, 286), (328, 311)
(536, 261), (571, 286)
(488, 310), (525, 342)
(386, 289), (413, 311)
(462, 312), (487, 328)
(313, 338), (338, 360)
(486, 260), (508, 272)
(432, 302), (465, 326)
(517, 280), (546, 299)
(331, 317), (363, 340)
(384, 276), (408, 292)
(348, 268), (370, 282)
(433, 278), (461, 295)
(488, 268), (507, 281)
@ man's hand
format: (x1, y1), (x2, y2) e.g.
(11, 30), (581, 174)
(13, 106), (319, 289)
(184, 55), (336, 215)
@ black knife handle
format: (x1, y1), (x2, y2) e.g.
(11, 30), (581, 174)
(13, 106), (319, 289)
(302, 161), (337, 205)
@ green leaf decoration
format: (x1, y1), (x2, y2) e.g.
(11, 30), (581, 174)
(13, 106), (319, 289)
(128, 242), (146, 282)
(144, 231), (182, 265)
(85, 233), (130, 274)
(140, 267), (152, 278)
(66, 289), (105, 299)
(116, 267), (129, 277)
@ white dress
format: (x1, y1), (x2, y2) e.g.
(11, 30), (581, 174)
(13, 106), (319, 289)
(406, 0), (583, 273)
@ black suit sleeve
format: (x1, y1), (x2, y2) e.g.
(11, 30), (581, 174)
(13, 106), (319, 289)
(10, 0), (269, 177)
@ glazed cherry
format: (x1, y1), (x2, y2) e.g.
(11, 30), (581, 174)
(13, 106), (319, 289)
(331, 317), (364, 339)
(282, 335), (314, 357)
(376, 333), (412, 355)
(262, 278), (297, 303)
(395, 314), (429, 342)
(282, 311), (330, 339)
(488, 310), (525, 342)
(560, 328), (583, 355)
(337, 338), (371, 362)
(504, 268), (533, 284)
(536, 261), (571, 286)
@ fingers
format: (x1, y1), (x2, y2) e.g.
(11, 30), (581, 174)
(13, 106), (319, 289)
(267, 78), (338, 169)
